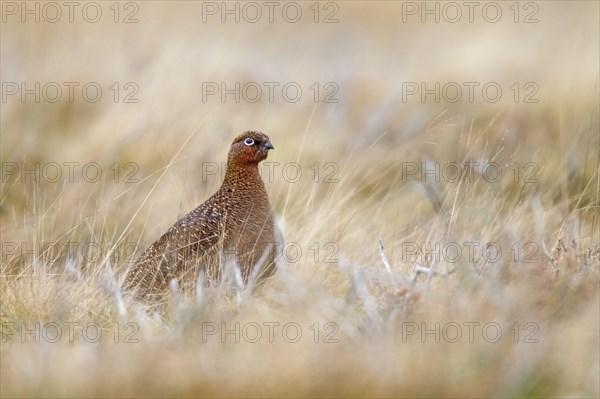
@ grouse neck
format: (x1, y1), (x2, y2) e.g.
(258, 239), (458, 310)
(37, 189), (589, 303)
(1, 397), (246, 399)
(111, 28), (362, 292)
(222, 162), (266, 189)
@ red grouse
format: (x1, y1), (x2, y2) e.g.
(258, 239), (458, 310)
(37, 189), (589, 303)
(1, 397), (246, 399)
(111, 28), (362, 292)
(124, 131), (281, 301)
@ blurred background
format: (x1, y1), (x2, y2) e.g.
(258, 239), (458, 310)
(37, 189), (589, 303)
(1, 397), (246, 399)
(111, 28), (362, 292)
(1, 1), (599, 397)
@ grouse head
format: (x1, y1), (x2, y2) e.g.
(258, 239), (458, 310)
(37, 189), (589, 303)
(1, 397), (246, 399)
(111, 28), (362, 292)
(228, 131), (274, 165)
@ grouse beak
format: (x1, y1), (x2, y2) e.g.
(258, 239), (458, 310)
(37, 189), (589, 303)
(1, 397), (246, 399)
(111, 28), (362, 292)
(264, 141), (274, 150)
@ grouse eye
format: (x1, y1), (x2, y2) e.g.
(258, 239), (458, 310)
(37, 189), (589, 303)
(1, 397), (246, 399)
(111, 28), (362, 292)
(244, 138), (255, 146)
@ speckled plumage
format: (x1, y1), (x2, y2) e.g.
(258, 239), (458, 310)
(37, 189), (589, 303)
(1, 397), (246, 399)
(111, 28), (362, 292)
(124, 131), (281, 301)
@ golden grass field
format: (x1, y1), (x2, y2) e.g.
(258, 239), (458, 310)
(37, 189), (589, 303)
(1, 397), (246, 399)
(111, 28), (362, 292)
(1, 1), (599, 397)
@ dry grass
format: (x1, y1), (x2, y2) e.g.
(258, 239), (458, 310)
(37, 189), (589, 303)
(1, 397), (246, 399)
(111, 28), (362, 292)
(1, 2), (599, 398)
